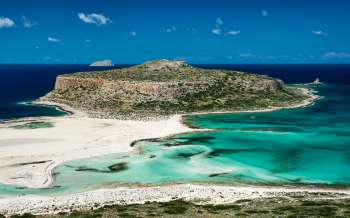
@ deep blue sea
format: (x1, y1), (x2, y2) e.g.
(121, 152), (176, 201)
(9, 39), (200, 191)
(0, 64), (127, 120)
(0, 64), (349, 195)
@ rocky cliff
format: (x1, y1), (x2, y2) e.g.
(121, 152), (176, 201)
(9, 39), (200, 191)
(41, 60), (309, 119)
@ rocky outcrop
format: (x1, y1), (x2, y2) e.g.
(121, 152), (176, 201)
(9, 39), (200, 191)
(42, 60), (308, 119)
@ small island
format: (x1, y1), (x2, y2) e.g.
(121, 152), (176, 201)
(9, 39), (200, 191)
(89, 59), (114, 67)
(40, 60), (313, 119)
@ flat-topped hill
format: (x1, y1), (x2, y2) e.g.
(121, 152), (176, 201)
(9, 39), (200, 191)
(41, 60), (310, 119)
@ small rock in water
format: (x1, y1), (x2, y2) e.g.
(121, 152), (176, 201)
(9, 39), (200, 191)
(108, 162), (128, 172)
(312, 78), (322, 84)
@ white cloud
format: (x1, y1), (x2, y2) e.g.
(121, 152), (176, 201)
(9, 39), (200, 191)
(48, 37), (60, 42)
(130, 31), (136, 36)
(78, 13), (111, 26)
(43, 56), (52, 61)
(261, 10), (269, 17)
(165, 25), (176, 33)
(216, 17), (223, 26)
(212, 28), (221, 35)
(240, 53), (254, 58)
(227, 30), (240, 36)
(312, 30), (328, 36)
(85, 39), (91, 43)
(21, 16), (38, 28)
(0, 17), (15, 28)
(212, 17), (224, 35)
(323, 52), (350, 59)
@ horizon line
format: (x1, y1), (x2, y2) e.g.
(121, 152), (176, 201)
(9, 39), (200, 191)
(1, 62), (350, 65)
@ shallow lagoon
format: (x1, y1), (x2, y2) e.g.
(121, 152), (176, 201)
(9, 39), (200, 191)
(1, 84), (350, 196)
(53, 84), (350, 193)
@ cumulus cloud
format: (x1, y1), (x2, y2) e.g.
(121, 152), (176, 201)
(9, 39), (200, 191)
(323, 52), (350, 59)
(165, 26), (176, 33)
(212, 28), (221, 35)
(216, 17), (223, 26)
(78, 13), (111, 26)
(130, 31), (136, 36)
(21, 16), (38, 28)
(261, 10), (269, 16)
(227, 30), (240, 36)
(312, 30), (328, 36)
(0, 17), (15, 28)
(85, 39), (91, 43)
(48, 37), (60, 42)
(212, 17), (224, 35)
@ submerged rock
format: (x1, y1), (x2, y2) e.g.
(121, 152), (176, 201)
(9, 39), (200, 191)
(177, 151), (204, 158)
(74, 162), (128, 173)
(108, 162), (128, 172)
(312, 78), (322, 84)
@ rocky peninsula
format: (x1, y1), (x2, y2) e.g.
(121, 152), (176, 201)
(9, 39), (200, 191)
(40, 59), (311, 119)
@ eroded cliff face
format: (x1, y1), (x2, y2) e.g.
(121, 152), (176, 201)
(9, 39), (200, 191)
(41, 60), (307, 119)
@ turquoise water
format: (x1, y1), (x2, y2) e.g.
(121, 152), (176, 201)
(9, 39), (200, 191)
(1, 83), (350, 196)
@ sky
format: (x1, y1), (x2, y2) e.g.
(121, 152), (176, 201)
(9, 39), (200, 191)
(1, 0), (350, 64)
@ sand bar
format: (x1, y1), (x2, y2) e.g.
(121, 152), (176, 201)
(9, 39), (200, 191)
(0, 111), (193, 189)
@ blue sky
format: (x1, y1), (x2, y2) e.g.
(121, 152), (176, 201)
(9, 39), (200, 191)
(1, 0), (350, 64)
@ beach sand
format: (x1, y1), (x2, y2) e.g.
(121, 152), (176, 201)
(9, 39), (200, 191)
(0, 112), (193, 189)
(1, 184), (350, 215)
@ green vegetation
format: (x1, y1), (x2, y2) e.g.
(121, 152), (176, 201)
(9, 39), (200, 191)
(42, 60), (310, 119)
(5, 197), (350, 218)
(10, 214), (36, 218)
(161, 200), (189, 214)
(11, 121), (54, 129)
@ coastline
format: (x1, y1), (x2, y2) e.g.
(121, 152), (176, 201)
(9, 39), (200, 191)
(185, 87), (319, 116)
(0, 86), (327, 215)
(1, 184), (349, 216)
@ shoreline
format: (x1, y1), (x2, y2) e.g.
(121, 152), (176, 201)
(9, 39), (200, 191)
(0, 86), (327, 215)
(184, 87), (319, 116)
(1, 184), (349, 216)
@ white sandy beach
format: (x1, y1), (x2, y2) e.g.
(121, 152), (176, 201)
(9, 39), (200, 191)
(0, 109), (193, 189)
(1, 184), (350, 216)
